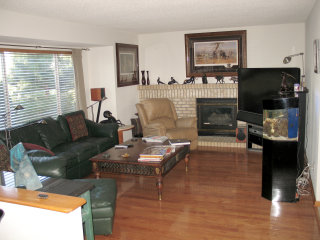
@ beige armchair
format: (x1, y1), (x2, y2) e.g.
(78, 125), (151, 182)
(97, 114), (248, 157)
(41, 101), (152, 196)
(136, 98), (198, 150)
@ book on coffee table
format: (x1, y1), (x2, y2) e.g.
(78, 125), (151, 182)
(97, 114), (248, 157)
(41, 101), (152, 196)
(142, 136), (168, 143)
(169, 139), (191, 146)
(114, 143), (133, 149)
(137, 157), (163, 162)
(138, 146), (175, 162)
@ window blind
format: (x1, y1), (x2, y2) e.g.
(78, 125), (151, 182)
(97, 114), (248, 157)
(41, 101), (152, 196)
(0, 50), (76, 129)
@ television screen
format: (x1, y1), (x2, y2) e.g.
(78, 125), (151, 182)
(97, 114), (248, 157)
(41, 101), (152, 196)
(237, 68), (300, 126)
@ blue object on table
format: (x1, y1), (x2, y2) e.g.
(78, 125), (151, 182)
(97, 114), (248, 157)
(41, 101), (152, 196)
(10, 143), (42, 190)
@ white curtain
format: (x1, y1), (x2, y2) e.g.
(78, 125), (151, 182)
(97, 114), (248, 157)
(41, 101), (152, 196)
(72, 49), (88, 117)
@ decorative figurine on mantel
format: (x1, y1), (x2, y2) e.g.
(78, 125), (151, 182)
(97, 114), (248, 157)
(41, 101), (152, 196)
(157, 77), (165, 84)
(183, 76), (195, 84)
(215, 75), (225, 84)
(168, 77), (179, 85)
(231, 76), (238, 83)
(146, 71), (150, 85)
(141, 70), (146, 85)
(202, 73), (208, 84)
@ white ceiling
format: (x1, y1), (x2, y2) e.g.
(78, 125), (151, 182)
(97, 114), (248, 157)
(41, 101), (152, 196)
(0, 0), (316, 34)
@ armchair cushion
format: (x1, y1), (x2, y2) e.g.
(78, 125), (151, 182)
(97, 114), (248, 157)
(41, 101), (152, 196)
(143, 122), (167, 136)
(176, 117), (197, 128)
(150, 117), (176, 129)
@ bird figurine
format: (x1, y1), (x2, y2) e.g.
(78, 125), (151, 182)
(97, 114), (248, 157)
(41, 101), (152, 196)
(215, 75), (225, 84)
(183, 76), (195, 84)
(202, 74), (208, 84)
(157, 77), (165, 84)
(168, 77), (179, 85)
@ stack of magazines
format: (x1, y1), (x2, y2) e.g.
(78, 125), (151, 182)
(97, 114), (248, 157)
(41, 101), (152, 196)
(142, 136), (168, 143)
(138, 145), (175, 162)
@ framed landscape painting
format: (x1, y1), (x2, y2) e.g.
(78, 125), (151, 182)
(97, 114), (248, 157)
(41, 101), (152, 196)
(185, 30), (247, 77)
(116, 43), (139, 87)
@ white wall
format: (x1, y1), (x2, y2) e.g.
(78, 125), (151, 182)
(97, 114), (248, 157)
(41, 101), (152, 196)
(138, 23), (305, 84)
(306, 0), (320, 201)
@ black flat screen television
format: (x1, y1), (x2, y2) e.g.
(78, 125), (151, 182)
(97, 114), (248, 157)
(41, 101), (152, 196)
(237, 68), (300, 126)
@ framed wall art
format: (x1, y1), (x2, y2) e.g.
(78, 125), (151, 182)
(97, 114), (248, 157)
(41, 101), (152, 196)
(116, 43), (139, 87)
(185, 30), (247, 77)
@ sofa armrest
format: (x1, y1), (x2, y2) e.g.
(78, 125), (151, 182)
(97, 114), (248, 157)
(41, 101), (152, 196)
(176, 117), (197, 128)
(29, 154), (67, 178)
(85, 120), (119, 141)
(143, 122), (167, 136)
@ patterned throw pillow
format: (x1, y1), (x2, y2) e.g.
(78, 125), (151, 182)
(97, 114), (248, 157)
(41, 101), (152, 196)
(22, 143), (55, 156)
(0, 144), (11, 172)
(66, 113), (89, 141)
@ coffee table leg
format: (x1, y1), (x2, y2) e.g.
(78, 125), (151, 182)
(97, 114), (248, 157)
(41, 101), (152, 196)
(184, 153), (190, 172)
(156, 176), (163, 201)
(92, 162), (100, 179)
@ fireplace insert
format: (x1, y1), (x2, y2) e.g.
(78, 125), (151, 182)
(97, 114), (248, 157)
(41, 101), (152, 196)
(196, 98), (237, 136)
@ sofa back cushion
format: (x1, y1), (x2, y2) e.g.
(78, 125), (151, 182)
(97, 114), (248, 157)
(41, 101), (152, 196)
(6, 122), (46, 147)
(37, 117), (68, 150)
(66, 113), (88, 141)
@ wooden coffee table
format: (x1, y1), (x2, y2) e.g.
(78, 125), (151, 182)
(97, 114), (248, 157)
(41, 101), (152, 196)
(90, 139), (190, 200)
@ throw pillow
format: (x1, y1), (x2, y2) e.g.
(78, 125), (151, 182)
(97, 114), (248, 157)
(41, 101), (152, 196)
(66, 113), (89, 141)
(22, 143), (55, 156)
(0, 144), (11, 172)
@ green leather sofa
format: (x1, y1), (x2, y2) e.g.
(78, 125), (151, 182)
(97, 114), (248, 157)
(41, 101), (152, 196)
(0, 110), (119, 179)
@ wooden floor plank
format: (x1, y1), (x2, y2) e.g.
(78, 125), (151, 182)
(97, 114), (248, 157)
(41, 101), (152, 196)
(92, 148), (320, 240)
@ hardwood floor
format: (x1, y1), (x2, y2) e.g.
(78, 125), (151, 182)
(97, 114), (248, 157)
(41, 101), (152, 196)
(92, 147), (320, 240)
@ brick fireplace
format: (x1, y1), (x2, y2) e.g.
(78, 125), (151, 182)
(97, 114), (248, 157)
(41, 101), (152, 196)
(137, 83), (246, 148)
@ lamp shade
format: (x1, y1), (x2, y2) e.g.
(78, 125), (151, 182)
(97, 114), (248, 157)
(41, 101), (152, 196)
(91, 88), (106, 101)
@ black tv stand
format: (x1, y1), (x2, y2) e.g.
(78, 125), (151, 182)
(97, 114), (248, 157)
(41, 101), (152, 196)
(247, 124), (263, 150)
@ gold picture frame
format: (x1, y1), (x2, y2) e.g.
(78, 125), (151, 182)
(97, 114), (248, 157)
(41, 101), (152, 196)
(185, 30), (247, 77)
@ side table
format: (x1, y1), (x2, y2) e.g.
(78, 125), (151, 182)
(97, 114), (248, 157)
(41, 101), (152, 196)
(118, 125), (134, 144)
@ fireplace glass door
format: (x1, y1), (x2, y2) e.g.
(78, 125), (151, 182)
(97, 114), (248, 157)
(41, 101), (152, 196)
(197, 98), (237, 136)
